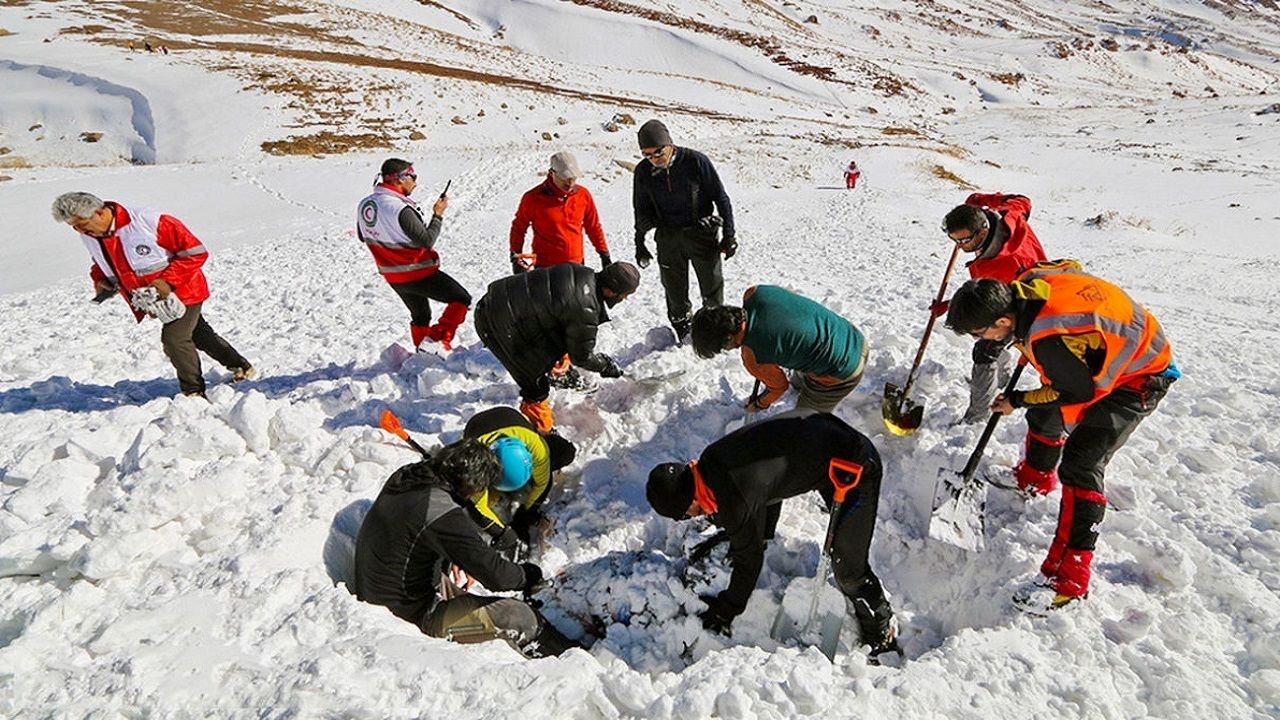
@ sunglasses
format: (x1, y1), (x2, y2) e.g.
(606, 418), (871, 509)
(640, 147), (667, 159)
(401, 172), (417, 181)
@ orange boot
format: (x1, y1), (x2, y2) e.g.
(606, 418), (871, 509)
(520, 398), (554, 432)
(410, 323), (432, 349)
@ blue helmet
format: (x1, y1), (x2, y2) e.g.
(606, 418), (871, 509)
(491, 436), (533, 492)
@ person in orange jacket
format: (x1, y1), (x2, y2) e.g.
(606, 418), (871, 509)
(946, 259), (1178, 613)
(357, 158), (469, 351)
(509, 151), (612, 391)
(52, 192), (253, 398)
(509, 151), (611, 272)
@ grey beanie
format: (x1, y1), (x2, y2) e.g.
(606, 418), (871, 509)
(637, 119), (673, 149)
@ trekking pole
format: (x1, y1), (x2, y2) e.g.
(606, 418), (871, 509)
(881, 242), (963, 435)
(800, 458), (864, 635)
(379, 409), (431, 459)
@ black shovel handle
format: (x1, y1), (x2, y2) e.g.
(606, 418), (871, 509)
(958, 360), (1027, 480)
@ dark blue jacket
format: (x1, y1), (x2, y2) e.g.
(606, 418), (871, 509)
(632, 147), (735, 244)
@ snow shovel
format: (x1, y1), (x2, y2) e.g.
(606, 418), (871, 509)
(379, 409), (431, 459)
(770, 458), (864, 661)
(882, 243), (963, 436)
(927, 361), (1027, 551)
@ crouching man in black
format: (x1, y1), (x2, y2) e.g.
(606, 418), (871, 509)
(353, 439), (578, 658)
(646, 411), (899, 657)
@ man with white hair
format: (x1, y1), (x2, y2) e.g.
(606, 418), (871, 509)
(51, 192), (254, 398)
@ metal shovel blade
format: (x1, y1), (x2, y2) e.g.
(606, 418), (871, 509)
(927, 468), (987, 552)
(881, 382), (924, 436)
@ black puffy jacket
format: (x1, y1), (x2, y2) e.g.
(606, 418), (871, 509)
(475, 263), (612, 380)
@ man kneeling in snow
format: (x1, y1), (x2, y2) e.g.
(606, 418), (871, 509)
(646, 411), (899, 659)
(353, 439), (578, 658)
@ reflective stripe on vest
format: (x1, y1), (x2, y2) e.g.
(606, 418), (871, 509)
(80, 206), (186, 279)
(1020, 266), (1171, 424)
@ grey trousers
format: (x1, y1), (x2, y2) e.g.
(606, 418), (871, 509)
(160, 302), (249, 396)
(965, 344), (1015, 423)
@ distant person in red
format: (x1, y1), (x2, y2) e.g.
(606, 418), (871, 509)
(509, 151), (612, 391)
(51, 191), (254, 398)
(844, 160), (861, 189)
(937, 192), (1052, 493)
(357, 158), (469, 351)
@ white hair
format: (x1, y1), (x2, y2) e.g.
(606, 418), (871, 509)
(51, 192), (105, 223)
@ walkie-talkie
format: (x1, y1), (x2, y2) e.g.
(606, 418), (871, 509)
(440, 180), (451, 199)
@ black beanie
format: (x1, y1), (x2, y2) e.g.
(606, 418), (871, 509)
(597, 261), (641, 295)
(637, 119), (673, 149)
(647, 463), (694, 520)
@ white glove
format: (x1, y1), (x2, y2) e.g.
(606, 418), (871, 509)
(131, 287), (187, 324)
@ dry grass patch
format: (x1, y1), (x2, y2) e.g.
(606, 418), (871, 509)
(261, 131), (390, 156)
(930, 164), (976, 189)
(882, 126), (923, 137)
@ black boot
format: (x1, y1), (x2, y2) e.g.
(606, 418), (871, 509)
(519, 616), (584, 658)
(848, 596), (900, 661)
(671, 315), (692, 343)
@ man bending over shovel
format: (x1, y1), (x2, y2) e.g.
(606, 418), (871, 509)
(946, 260), (1177, 613)
(645, 410), (898, 659)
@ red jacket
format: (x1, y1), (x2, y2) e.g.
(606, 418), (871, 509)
(963, 193), (1046, 283)
(509, 176), (608, 267)
(86, 203), (210, 322)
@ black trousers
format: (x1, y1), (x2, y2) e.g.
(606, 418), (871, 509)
(390, 271), (471, 326)
(474, 308), (551, 402)
(823, 451), (886, 609)
(655, 226), (723, 324)
(1055, 382), (1169, 552)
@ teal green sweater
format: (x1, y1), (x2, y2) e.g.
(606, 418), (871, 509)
(743, 285), (864, 377)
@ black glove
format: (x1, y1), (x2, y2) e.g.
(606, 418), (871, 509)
(490, 525), (522, 560)
(698, 593), (736, 636)
(720, 236), (738, 260)
(521, 562), (546, 593)
(635, 242), (653, 270)
(511, 506), (546, 545)
(697, 215), (723, 237)
(510, 252), (527, 275)
(599, 251), (613, 268)
(597, 355), (623, 379)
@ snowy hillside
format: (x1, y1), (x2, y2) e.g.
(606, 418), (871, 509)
(1, 0), (1278, 717)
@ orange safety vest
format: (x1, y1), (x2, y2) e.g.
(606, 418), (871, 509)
(1016, 260), (1172, 425)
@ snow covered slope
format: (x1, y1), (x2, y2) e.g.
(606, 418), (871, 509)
(1, 0), (1278, 717)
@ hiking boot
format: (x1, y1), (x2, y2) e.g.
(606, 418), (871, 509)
(230, 365), (257, 383)
(1012, 582), (1085, 616)
(849, 595), (900, 660)
(1014, 462), (1059, 496)
(547, 366), (597, 393)
(672, 316), (692, 343)
(520, 399), (554, 433)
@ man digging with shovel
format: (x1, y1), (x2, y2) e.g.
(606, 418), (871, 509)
(944, 260), (1177, 612)
(645, 411), (899, 660)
